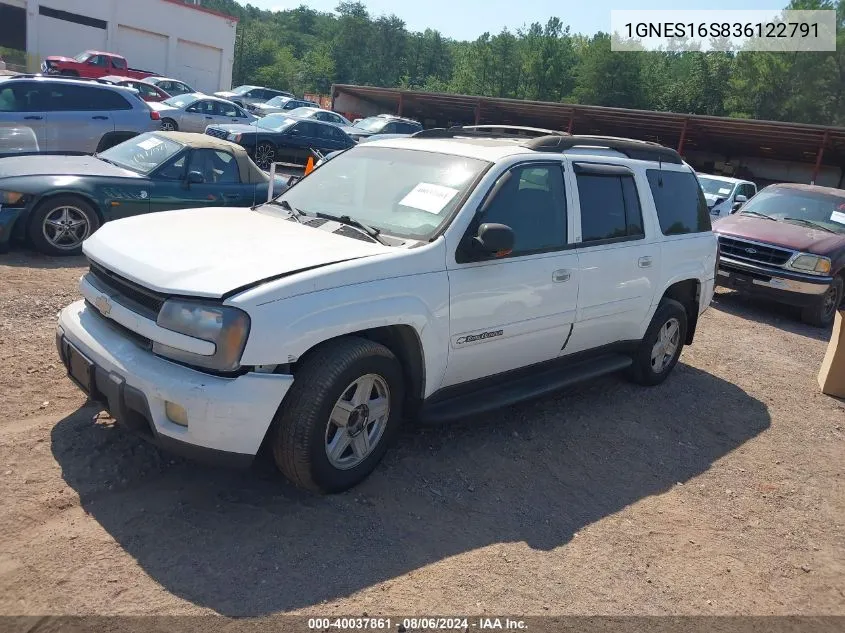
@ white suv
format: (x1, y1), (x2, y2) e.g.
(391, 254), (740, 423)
(55, 129), (718, 493)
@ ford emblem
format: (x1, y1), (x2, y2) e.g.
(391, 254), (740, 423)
(745, 248), (757, 255)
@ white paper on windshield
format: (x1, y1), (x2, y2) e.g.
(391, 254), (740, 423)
(137, 137), (163, 150)
(718, 187), (732, 195)
(399, 182), (460, 214)
(830, 210), (845, 225)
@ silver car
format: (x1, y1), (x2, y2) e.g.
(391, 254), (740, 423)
(142, 76), (196, 97)
(0, 75), (159, 155)
(213, 85), (293, 109)
(281, 106), (352, 127)
(148, 94), (257, 133)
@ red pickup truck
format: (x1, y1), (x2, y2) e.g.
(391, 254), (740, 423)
(41, 50), (155, 80)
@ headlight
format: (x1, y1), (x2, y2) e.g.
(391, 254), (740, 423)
(788, 253), (832, 275)
(0, 191), (26, 205)
(227, 133), (242, 142)
(153, 299), (250, 371)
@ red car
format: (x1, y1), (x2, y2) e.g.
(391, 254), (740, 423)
(40, 51), (155, 80)
(99, 75), (171, 102)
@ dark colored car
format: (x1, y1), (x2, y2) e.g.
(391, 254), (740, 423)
(205, 114), (356, 170)
(346, 115), (423, 142)
(0, 131), (287, 256)
(713, 183), (845, 326)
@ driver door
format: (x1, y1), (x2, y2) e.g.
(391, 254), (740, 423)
(149, 148), (253, 211)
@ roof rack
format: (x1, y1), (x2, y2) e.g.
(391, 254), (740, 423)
(414, 125), (567, 139)
(523, 135), (683, 164)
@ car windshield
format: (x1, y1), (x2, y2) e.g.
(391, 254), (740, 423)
(163, 94), (198, 108)
(264, 96), (292, 107)
(740, 188), (845, 234)
(286, 107), (318, 118)
(97, 133), (184, 175)
(231, 85), (258, 95)
(354, 117), (389, 132)
(698, 176), (735, 197)
(73, 51), (92, 62)
(257, 115), (296, 131)
(270, 146), (489, 240)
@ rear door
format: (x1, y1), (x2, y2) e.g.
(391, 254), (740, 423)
(181, 148), (252, 207)
(316, 122), (352, 152)
(214, 99), (251, 126)
(564, 162), (660, 354)
(0, 80), (47, 154)
(181, 99), (216, 132)
(281, 120), (319, 165)
(44, 84), (115, 154)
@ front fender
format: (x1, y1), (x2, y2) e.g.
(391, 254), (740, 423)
(234, 273), (450, 398)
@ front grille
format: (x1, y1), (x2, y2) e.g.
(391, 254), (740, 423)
(85, 299), (153, 351)
(719, 262), (772, 282)
(205, 127), (228, 140)
(89, 263), (167, 317)
(717, 236), (792, 267)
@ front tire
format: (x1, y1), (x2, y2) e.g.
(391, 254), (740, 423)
(254, 142), (276, 170)
(801, 276), (843, 327)
(28, 195), (100, 256)
(271, 337), (405, 494)
(627, 298), (688, 386)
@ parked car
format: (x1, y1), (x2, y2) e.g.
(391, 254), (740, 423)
(142, 77), (196, 97)
(279, 107), (352, 127)
(213, 85), (294, 109)
(249, 96), (320, 116)
(99, 75), (171, 102)
(41, 50), (155, 80)
(696, 173), (757, 218)
(0, 75), (159, 156)
(0, 131), (287, 255)
(347, 114), (423, 141)
(206, 114), (355, 169)
(148, 93), (256, 133)
(54, 130), (716, 493)
(713, 183), (845, 326)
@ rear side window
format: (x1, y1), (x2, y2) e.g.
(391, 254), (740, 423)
(111, 57), (127, 70)
(647, 169), (711, 235)
(96, 89), (132, 110)
(576, 164), (644, 243)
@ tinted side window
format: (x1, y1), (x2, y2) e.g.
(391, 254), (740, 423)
(111, 57), (127, 69)
(88, 55), (108, 67)
(576, 168), (644, 242)
(217, 101), (241, 117)
(477, 164), (568, 255)
(295, 122), (318, 137)
(188, 149), (240, 184)
(95, 88), (132, 110)
(646, 169), (711, 235)
(0, 82), (41, 112)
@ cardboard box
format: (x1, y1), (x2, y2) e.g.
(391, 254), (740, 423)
(818, 310), (845, 397)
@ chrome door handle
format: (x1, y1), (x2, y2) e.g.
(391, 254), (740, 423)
(552, 269), (571, 282)
(638, 256), (653, 268)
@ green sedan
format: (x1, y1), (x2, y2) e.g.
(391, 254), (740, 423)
(0, 131), (288, 255)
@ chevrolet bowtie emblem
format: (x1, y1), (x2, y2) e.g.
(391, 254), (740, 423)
(93, 295), (112, 317)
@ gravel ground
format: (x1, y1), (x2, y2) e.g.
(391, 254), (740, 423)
(0, 251), (843, 616)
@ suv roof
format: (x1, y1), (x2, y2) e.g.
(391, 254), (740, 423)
(373, 127), (684, 164)
(696, 173), (753, 185)
(0, 74), (142, 96)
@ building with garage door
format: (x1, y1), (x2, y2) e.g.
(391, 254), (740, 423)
(0, 0), (237, 93)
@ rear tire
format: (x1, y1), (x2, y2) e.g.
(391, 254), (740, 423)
(627, 298), (688, 386)
(270, 337), (404, 494)
(160, 118), (178, 132)
(28, 195), (100, 256)
(801, 276), (843, 327)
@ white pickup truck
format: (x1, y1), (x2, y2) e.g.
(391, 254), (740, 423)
(56, 128), (718, 493)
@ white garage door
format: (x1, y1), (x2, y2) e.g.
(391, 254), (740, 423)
(37, 15), (106, 58)
(174, 39), (222, 94)
(115, 25), (167, 76)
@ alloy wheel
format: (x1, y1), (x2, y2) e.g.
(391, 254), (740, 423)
(324, 373), (390, 470)
(650, 317), (680, 374)
(42, 206), (91, 251)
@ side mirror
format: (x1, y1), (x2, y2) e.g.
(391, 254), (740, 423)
(187, 170), (204, 185)
(732, 194), (747, 213)
(471, 223), (515, 258)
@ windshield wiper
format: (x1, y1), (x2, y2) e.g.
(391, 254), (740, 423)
(261, 198), (304, 222)
(783, 217), (836, 233)
(739, 210), (777, 221)
(316, 212), (389, 245)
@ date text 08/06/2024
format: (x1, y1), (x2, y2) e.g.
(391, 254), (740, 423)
(307, 617), (529, 630)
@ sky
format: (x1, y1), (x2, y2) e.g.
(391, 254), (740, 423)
(246, 0), (783, 41)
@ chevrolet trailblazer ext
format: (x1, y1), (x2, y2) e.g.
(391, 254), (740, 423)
(56, 129), (717, 493)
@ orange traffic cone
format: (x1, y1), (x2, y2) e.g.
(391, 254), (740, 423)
(304, 156), (315, 176)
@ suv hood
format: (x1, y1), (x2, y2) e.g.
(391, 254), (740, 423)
(45, 56), (75, 63)
(82, 206), (388, 298)
(713, 213), (845, 256)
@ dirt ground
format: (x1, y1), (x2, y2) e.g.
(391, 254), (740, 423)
(0, 250), (843, 617)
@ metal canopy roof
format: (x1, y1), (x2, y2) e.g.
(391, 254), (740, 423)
(332, 84), (845, 167)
